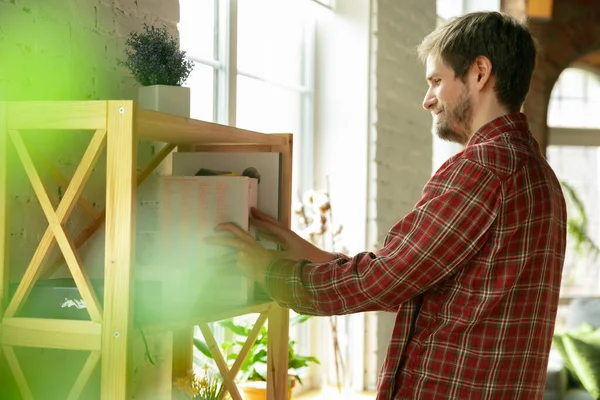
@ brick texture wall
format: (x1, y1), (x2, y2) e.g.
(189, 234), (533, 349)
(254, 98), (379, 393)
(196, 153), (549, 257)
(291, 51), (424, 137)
(371, 0), (436, 374)
(371, 0), (435, 248)
(0, 0), (178, 282)
(0, 0), (179, 101)
(503, 0), (600, 152)
(0, 1), (179, 398)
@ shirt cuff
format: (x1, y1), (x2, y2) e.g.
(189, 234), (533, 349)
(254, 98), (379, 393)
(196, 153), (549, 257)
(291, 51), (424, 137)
(264, 258), (310, 307)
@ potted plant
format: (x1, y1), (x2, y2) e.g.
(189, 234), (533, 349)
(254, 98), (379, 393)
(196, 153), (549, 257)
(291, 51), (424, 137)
(119, 24), (195, 118)
(173, 366), (226, 400)
(194, 314), (320, 400)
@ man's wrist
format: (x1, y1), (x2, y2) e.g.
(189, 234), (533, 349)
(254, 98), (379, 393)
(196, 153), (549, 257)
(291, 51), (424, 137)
(258, 256), (278, 286)
(310, 249), (338, 264)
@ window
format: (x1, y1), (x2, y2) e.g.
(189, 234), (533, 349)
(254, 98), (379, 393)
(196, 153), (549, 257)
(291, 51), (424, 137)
(546, 146), (600, 296)
(236, 0), (315, 200)
(546, 68), (600, 300)
(179, 0), (315, 200)
(548, 68), (600, 129)
(311, 0), (334, 7)
(179, 0), (219, 122)
(178, 0), (318, 390)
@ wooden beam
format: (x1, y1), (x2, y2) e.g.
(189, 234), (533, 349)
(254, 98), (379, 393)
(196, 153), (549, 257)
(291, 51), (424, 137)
(101, 101), (137, 400)
(171, 328), (193, 379)
(230, 312), (269, 378)
(0, 103), (8, 396)
(198, 323), (243, 400)
(33, 147), (101, 220)
(1, 318), (101, 351)
(527, 0), (553, 19)
(7, 129), (104, 322)
(2, 345), (33, 400)
(67, 351), (101, 400)
(273, 134), (293, 228)
(6, 101), (107, 130)
(267, 306), (289, 400)
(5, 129), (106, 320)
(40, 142), (176, 280)
(136, 107), (287, 145)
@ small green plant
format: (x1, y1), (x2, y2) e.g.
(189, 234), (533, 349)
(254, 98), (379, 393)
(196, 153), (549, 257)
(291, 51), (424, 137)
(173, 366), (226, 400)
(561, 180), (600, 259)
(194, 314), (320, 385)
(119, 24), (194, 86)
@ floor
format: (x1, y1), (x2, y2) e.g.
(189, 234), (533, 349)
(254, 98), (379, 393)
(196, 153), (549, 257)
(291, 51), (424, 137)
(295, 387), (376, 399)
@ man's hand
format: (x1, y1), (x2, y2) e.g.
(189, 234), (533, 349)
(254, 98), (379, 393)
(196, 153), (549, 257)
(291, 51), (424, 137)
(205, 222), (272, 286)
(250, 208), (336, 263)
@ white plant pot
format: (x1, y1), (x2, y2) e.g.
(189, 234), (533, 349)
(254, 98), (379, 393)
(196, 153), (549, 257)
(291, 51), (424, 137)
(138, 84), (191, 118)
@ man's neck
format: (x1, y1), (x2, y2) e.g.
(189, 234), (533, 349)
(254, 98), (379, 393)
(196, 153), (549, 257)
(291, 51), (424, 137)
(470, 105), (510, 138)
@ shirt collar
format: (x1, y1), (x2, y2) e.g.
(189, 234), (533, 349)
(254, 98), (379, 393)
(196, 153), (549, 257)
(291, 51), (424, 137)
(466, 112), (530, 147)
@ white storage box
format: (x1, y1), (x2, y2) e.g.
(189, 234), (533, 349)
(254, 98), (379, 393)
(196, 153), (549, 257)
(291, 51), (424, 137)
(136, 175), (258, 317)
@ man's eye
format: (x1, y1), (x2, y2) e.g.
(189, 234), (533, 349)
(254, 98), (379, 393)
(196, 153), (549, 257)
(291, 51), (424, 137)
(434, 79), (441, 84)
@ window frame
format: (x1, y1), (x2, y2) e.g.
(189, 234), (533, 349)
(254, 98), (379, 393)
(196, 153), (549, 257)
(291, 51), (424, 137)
(547, 67), (600, 308)
(179, 0), (318, 390)
(182, 0), (316, 197)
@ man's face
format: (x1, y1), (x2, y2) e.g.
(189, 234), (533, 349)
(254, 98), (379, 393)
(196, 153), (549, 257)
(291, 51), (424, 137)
(423, 55), (473, 145)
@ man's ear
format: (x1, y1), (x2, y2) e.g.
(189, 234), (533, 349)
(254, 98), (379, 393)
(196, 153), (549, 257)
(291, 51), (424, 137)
(470, 56), (492, 91)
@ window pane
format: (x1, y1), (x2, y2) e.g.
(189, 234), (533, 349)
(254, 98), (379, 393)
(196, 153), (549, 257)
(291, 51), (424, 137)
(548, 98), (600, 128)
(185, 62), (214, 122)
(550, 83), (561, 100)
(238, 0), (308, 86)
(547, 146), (600, 296)
(588, 73), (600, 102)
(236, 76), (302, 134)
(559, 68), (586, 99)
(179, 0), (215, 60)
(436, 0), (464, 20)
(236, 75), (303, 196)
(548, 68), (600, 128)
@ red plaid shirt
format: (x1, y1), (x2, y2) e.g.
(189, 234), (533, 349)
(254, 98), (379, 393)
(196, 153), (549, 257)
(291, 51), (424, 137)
(266, 113), (567, 399)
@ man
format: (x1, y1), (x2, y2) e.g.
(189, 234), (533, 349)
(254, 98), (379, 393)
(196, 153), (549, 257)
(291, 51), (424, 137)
(207, 11), (567, 399)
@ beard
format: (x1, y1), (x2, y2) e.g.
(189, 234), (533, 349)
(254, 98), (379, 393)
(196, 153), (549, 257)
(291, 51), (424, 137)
(434, 87), (473, 145)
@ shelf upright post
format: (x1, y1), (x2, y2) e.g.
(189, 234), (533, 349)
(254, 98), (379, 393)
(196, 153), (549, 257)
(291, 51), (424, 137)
(267, 133), (293, 400)
(0, 102), (8, 393)
(102, 100), (138, 400)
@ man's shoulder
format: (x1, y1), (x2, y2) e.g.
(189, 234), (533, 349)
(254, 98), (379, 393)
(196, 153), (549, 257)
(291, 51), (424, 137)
(460, 136), (535, 180)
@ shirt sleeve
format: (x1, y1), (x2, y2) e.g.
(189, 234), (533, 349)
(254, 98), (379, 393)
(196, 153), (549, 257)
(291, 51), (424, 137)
(265, 159), (502, 316)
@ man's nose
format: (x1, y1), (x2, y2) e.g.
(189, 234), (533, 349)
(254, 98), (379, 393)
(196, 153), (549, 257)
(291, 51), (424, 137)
(423, 89), (437, 111)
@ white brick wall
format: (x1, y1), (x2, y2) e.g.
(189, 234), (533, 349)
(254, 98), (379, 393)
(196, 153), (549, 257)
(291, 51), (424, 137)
(0, 0), (179, 102)
(370, 0), (436, 377)
(371, 0), (436, 246)
(0, 0), (178, 280)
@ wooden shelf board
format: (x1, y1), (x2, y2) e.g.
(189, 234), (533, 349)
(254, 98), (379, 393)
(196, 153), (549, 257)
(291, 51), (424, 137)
(135, 108), (287, 146)
(5, 101), (107, 130)
(1, 317), (101, 351)
(2, 100), (288, 147)
(140, 300), (276, 332)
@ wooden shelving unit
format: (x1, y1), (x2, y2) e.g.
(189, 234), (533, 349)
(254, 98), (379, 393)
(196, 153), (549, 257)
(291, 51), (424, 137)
(0, 100), (293, 400)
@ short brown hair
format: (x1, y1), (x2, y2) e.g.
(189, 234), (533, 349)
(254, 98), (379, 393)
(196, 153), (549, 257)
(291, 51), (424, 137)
(417, 12), (536, 113)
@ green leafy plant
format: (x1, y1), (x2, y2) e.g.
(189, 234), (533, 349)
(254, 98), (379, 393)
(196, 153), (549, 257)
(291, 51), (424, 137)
(561, 180), (600, 259)
(194, 314), (320, 386)
(119, 24), (194, 86)
(173, 366), (226, 400)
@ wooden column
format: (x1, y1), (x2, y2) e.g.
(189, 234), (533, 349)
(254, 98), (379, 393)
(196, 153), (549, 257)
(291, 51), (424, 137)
(0, 103), (9, 395)
(267, 133), (293, 400)
(171, 327), (194, 378)
(102, 101), (138, 399)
